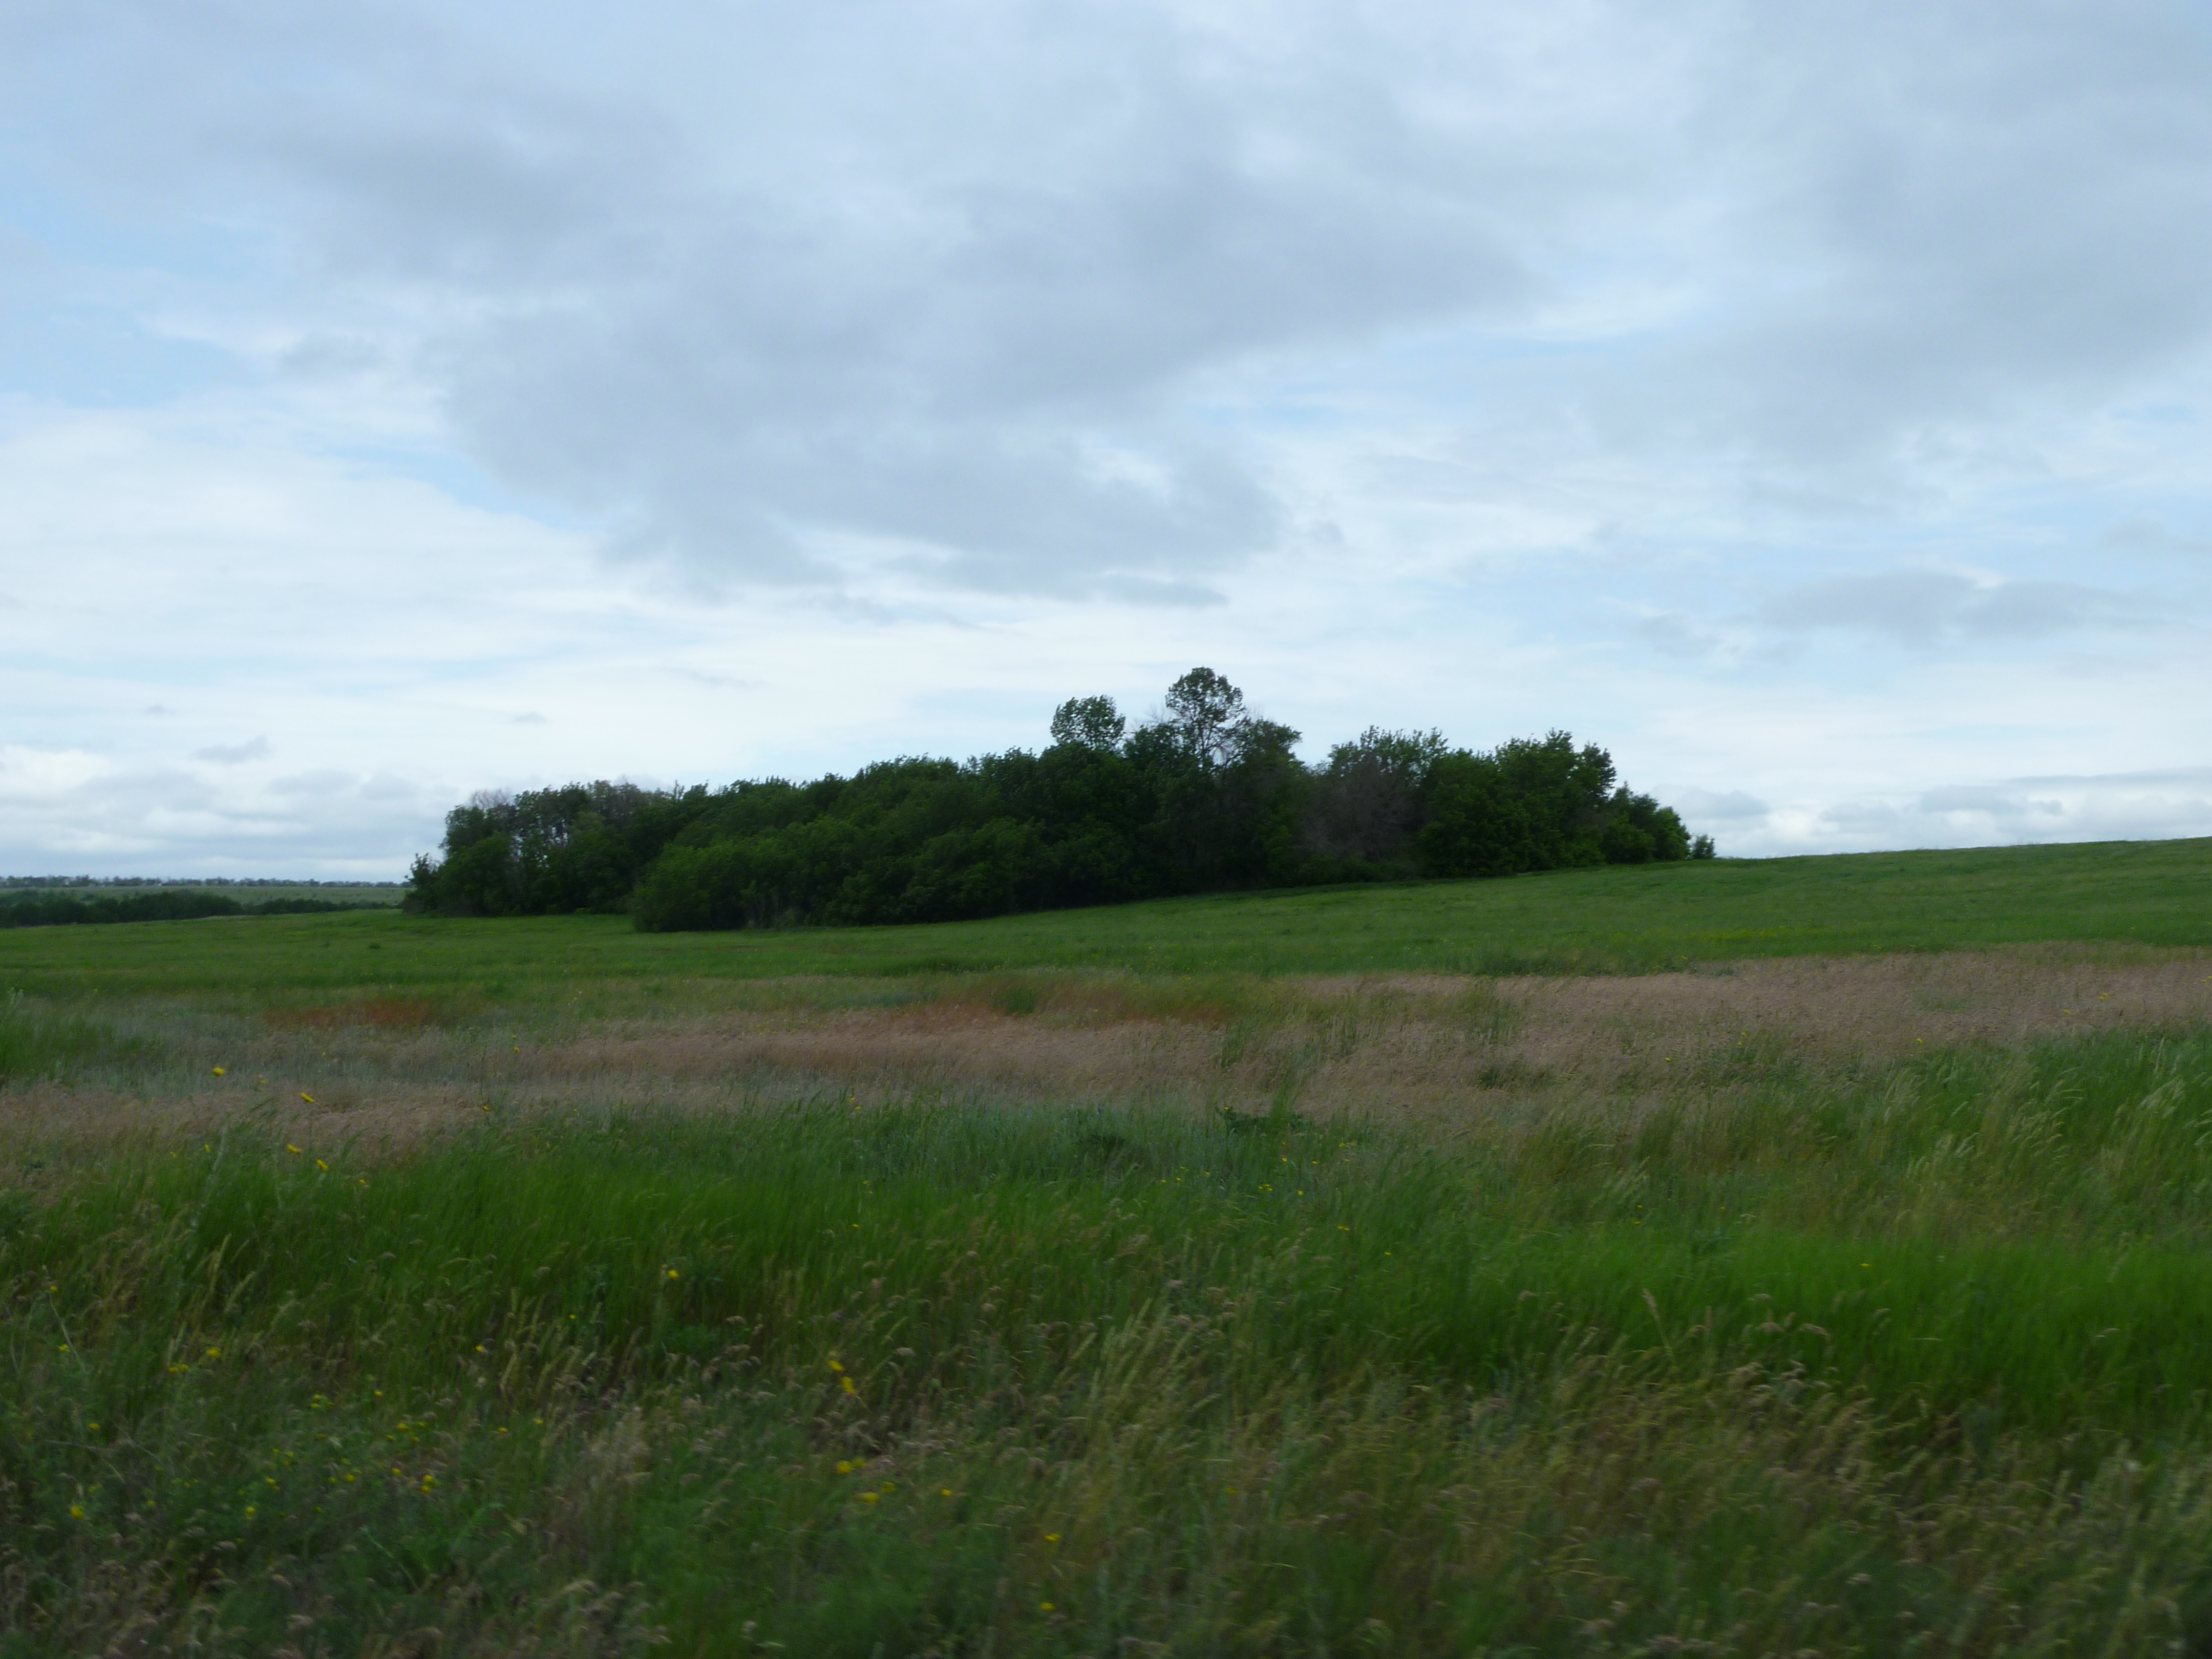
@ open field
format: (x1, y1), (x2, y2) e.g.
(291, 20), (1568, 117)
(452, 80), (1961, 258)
(0, 883), (402, 909)
(8, 840), (2212, 1654)
(0, 837), (2207, 1000)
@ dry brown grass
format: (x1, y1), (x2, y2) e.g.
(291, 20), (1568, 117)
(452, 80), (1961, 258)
(1502, 946), (2212, 1057)
(519, 945), (2212, 1116)
(9, 947), (2209, 1159)
(263, 995), (444, 1031)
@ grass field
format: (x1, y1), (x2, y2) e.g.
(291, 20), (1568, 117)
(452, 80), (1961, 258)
(0, 837), (2206, 1002)
(0, 883), (402, 910)
(7, 839), (2212, 1655)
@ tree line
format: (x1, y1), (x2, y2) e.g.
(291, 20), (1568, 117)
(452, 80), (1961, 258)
(0, 891), (367, 929)
(406, 668), (1715, 930)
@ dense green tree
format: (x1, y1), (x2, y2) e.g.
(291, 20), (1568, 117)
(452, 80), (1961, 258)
(1307, 727), (1448, 868)
(409, 670), (1713, 930)
(1049, 695), (1126, 752)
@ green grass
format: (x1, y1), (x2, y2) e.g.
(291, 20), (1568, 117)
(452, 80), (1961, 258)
(0, 989), (169, 1083)
(0, 836), (2207, 1001)
(1, 1069), (2208, 1655)
(8, 836), (2212, 1653)
(10, 1031), (2212, 1653)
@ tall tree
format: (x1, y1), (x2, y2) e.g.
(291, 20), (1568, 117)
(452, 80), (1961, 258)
(1157, 668), (1249, 768)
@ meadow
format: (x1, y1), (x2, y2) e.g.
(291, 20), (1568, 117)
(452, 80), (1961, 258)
(6, 838), (2212, 1655)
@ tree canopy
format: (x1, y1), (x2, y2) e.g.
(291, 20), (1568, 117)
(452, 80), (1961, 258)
(406, 669), (1713, 929)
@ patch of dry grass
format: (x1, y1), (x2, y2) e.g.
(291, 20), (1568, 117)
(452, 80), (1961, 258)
(8, 949), (2211, 1166)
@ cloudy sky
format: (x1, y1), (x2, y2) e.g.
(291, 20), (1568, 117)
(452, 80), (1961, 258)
(4, 0), (2210, 877)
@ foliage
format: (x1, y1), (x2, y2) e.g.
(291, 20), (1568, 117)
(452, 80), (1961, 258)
(0, 889), (364, 930)
(408, 669), (1704, 930)
(403, 780), (712, 918)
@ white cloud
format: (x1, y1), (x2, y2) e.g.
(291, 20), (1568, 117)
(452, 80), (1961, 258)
(0, 743), (447, 874)
(1755, 768), (2212, 858)
(2, 1), (2211, 873)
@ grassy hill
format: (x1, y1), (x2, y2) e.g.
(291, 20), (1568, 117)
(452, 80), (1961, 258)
(0, 836), (2206, 1001)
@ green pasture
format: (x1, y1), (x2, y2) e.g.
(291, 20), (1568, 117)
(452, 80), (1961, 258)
(1, 835), (2207, 1001)
(9, 835), (2212, 1653)
(13, 1035), (2212, 1655)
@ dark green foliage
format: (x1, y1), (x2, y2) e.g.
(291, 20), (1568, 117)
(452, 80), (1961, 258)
(1305, 726), (1448, 869)
(406, 780), (715, 917)
(0, 890), (360, 929)
(1048, 694), (1125, 751)
(1424, 732), (1617, 876)
(409, 672), (1706, 930)
(1601, 789), (1694, 864)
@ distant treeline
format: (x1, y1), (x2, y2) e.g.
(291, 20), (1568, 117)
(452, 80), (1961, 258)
(0, 891), (367, 929)
(408, 669), (1714, 933)
(0, 876), (397, 889)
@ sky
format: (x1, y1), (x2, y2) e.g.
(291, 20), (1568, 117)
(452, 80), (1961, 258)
(3, 0), (2210, 878)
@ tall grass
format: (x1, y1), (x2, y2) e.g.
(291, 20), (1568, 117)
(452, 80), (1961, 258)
(11, 1039), (2212, 1654)
(0, 988), (168, 1085)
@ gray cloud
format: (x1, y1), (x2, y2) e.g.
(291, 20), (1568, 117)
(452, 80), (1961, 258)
(12, 1), (2212, 601)
(1919, 784), (2066, 821)
(1630, 612), (1727, 660)
(1672, 788), (1770, 824)
(1756, 572), (2158, 647)
(1587, 6), (2212, 475)
(194, 735), (271, 764)
(2103, 517), (2212, 558)
(1819, 800), (1905, 836)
